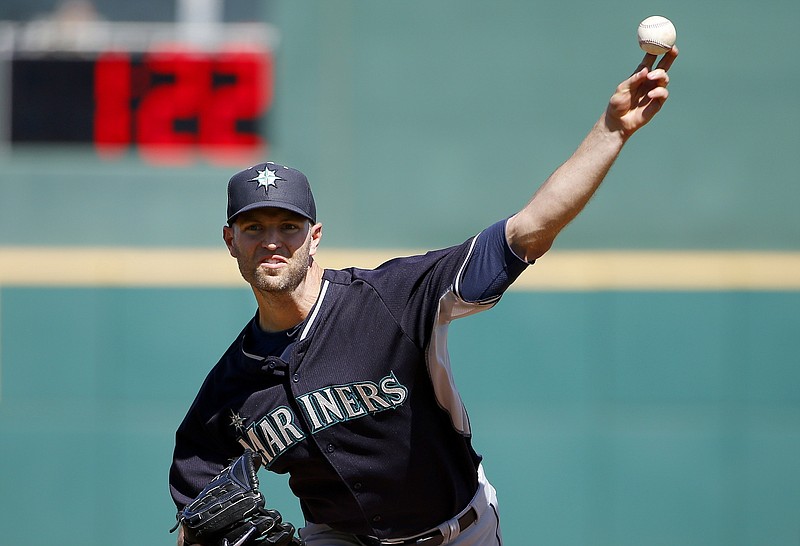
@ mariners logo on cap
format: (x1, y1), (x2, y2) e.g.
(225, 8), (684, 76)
(248, 164), (285, 193)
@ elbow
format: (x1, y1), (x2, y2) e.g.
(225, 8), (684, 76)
(522, 238), (555, 262)
(508, 232), (556, 263)
(506, 215), (558, 262)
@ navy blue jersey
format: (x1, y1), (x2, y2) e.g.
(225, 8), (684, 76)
(170, 219), (528, 539)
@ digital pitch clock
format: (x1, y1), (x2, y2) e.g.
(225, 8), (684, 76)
(4, 21), (276, 165)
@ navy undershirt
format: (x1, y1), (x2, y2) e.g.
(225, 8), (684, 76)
(458, 218), (529, 302)
(243, 320), (299, 361)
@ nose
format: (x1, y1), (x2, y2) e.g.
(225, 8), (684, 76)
(260, 227), (282, 250)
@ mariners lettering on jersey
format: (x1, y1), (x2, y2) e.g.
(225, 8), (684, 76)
(296, 372), (408, 433)
(237, 373), (409, 467)
(237, 406), (306, 466)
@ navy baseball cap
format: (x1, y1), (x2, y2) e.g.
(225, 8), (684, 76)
(226, 162), (317, 224)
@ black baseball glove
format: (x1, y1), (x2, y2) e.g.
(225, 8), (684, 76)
(170, 450), (302, 546)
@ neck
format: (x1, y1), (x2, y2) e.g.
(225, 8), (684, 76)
(253, 261), (324, 333)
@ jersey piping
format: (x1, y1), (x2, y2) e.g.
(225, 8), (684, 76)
(300, 279), (330, 341)
(427, 235), (499, 435)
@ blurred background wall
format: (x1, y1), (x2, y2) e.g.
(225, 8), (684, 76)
(1, 1), (798, 545)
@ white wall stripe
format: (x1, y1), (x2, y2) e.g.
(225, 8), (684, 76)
(2, 247), (800, 290)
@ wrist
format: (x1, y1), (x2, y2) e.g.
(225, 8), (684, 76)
(591, 113), (629, 151)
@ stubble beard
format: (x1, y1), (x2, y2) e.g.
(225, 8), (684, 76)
(238, 239), (312, 295)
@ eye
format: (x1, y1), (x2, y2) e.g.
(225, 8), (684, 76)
(242, 223), (262, 232)
(281, 223), (302, 232)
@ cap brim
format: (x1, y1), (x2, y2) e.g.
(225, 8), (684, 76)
(227, 201), (315, 224)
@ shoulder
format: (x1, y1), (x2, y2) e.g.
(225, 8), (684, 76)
(318, 240), (476, 313)
(329, 240), (476, 284)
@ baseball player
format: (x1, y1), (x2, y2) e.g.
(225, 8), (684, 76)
(170, 49), (677, 546)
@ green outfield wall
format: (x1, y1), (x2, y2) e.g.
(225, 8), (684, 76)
(1, 288), (797, 545)
(1, 1), (799, 545)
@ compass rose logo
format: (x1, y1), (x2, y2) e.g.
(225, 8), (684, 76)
(229, 410), (247, 432)
(248, 164), (284, 193)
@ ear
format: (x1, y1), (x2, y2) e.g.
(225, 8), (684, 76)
(222, 225), (237, 257)
(308, 222), (323, 257)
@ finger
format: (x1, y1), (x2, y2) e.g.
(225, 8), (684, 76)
(656, 45), (679, 72)
(647, 68), (670, 86)
(646, 86), (671, 122)
(632, 52), (658, 76)
(647, 86), (669, 101)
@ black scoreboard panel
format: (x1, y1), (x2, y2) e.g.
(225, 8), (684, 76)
(11, 57), (96, 143)
(9, 47), (273, 164)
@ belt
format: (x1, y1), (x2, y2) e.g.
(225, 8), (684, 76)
(357, 507), (478, 546)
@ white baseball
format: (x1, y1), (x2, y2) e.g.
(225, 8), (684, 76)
(637, 16), (676, 55)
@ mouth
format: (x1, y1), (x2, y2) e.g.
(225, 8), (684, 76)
(258, 255), (288, 269)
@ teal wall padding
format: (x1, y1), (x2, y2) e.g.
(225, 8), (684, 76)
(1, 288), (798, 545)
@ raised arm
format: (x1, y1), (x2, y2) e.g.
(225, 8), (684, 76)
(506, 47), (678, 262)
